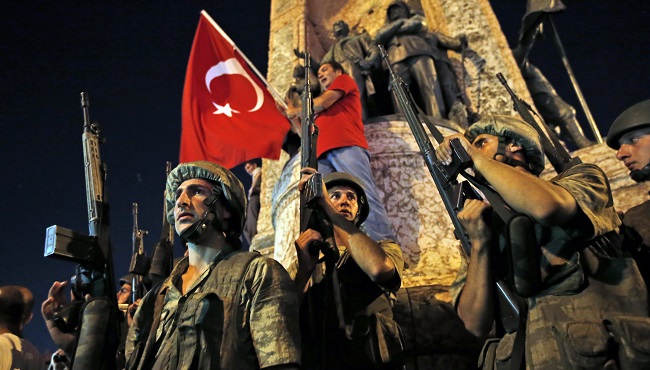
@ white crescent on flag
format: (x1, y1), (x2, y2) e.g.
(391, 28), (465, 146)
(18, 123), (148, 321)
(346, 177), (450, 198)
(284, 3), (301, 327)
(205, 58), (264, 117)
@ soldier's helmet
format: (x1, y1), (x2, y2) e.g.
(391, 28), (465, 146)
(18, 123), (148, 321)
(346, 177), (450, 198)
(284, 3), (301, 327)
(606, 99), (650, 150)
(323, 172), (370, 226)
(119, 274), (135, 286)
(165, 161), (247, 237)
(466, 114), (546, 176)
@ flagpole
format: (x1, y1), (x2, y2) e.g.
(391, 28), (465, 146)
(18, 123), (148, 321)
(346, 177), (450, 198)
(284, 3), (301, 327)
(200, 10), (288, 109)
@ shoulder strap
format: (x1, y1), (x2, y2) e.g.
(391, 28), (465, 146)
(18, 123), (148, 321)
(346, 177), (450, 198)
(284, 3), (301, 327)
(134, 282), (165, 370)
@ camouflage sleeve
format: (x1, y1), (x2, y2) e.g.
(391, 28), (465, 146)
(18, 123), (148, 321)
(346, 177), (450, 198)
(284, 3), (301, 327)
(622, 200), (650, 247)
(378, 239), (405, 292)
(125, 304), (142, 359)
(551, 163), (621, 239)
(247, 257), (301, 368)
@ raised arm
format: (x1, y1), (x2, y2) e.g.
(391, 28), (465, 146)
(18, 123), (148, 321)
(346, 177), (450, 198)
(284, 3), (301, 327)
(454, 199), (495, 338)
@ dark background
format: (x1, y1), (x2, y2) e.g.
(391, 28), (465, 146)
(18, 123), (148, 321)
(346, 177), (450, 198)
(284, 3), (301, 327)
(1, 0), (648, 355)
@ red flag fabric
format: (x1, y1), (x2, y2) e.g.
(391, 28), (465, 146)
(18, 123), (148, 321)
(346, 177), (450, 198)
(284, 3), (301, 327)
(180, 11), (290, 168)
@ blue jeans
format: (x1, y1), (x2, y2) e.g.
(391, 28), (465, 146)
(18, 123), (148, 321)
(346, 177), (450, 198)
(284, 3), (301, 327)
(319, 146), (397, 241)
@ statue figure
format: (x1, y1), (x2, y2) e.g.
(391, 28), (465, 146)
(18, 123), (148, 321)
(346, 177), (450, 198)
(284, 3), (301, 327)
(285, 64), (320, 108)
(375, 0), (444, 120)
(425, 31), (471, 128)
(521, 61), (594, 148)
(511, 1), (594, 148)
(295, 20), (381, 121)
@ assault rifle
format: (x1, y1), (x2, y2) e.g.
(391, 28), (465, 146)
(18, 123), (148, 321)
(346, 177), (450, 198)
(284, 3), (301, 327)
(378, 45), (523, 333)
(496, 72), (581, 174)
(148, 161), (175, 287)
(129, 203), (149, 302)
(43, 92), (120, 370)
(298, 53), (344, 329)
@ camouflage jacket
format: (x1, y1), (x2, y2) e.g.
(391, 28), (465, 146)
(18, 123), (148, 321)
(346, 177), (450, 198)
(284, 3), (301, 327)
(125, 250), (301, 370)
(301, 239), (405, 369)
(451, 164), (649, 369)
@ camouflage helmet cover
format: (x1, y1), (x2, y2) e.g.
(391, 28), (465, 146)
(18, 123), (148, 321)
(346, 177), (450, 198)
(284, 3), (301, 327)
(606, 99), (650, 149)
(165, 161), (247, 234)
(323, 172), (370, 226)
(466, 114), (546, 175)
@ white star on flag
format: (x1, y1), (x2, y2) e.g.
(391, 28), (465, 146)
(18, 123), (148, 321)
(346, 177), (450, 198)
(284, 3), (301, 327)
(212, 102), (239, 117)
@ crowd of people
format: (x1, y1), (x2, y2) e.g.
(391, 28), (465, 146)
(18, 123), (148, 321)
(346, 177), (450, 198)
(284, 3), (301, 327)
(2, 2), (649, 370)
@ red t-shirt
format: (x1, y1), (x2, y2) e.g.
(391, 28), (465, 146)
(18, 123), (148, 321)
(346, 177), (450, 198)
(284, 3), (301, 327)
(315, 74), (368, 157)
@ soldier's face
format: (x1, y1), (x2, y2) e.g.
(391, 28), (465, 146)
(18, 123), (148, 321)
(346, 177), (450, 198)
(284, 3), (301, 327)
(317, 64), (341, 90)
(328, 185), (359, 222)
(471, 134), (500, 159)
(173, 178), (215, 235)
(616, 127), (650, 174)
(117, 283), (132, 304)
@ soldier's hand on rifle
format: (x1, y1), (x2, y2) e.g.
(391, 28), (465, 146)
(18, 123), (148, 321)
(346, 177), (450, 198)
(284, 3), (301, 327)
(127, 298), (141, 328)
(298, 167), (317, 191)
(435, 133), (477, 166)
(41, 281), (80, 357)
(458, 199), (493, 251)
(295, 228), (323, 274)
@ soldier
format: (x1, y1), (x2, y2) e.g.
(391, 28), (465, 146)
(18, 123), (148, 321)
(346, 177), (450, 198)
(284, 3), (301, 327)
(294, 170), (404, 369)
(125, 161), (301, 369)
(607, 99), (650, 289)
(436, 115), (648, 368)
(375, 0), (444, 119)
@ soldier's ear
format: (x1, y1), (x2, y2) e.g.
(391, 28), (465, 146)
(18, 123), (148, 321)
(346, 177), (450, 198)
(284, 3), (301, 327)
(508, 143), (524, 154)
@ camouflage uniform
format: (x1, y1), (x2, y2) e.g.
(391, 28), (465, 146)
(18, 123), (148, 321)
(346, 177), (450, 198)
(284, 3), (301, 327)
(620, 199), (650, 290)
(450, 163), (649, 369)
(125, 250), (301, 369)
(301, 239), (404, 369)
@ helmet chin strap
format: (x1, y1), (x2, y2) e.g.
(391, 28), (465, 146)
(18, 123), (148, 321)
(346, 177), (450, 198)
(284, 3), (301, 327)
(630, 163), (650, 183)
(180, 211), (220, 243)
(180, 185), (224, 243)
(495, 137), (532, 173)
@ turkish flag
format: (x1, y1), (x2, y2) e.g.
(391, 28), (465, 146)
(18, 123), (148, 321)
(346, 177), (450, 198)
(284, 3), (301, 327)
(180, 11), (290, 168)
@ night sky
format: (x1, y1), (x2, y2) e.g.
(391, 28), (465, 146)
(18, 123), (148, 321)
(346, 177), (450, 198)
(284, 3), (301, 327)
(1, 0), (648, 355)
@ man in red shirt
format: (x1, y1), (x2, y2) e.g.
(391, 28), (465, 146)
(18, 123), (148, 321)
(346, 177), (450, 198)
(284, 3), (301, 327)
(283, 61), (396, 242)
